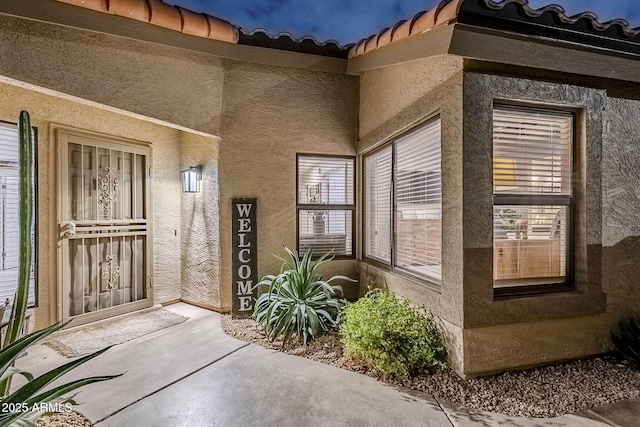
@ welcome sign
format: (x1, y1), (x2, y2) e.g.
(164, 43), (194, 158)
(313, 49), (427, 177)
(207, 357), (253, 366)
(231, 198), (257, 318)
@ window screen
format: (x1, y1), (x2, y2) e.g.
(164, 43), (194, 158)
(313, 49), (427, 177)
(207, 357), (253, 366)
(0, 122), (36, 307)
(493, 107), (572, 289)
(395, 120), (442, 280)
(297, 155), (354, 257)
(364, 146), (392, 264)
(363, 117), (442, 282)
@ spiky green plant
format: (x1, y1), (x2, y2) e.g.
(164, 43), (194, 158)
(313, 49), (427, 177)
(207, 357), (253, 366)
(3, 110), (33, 350)
(0, 111), (119, 424)
(611, 316), (640, 368)
(252, 247), (354, 346)
(0, 323), (120, 426)
(0, 111), (34, 398)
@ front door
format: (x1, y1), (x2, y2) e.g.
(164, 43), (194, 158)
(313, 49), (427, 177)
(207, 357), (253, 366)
(57, 127), (152, 324)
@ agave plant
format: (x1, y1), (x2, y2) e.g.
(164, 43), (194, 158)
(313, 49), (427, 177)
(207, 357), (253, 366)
(611, 316), (640, 368)
(252, 247), (354, 346)
(0, 323), (120, 426)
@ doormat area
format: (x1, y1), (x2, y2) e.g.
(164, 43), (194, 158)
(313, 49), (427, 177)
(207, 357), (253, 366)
(43, 309), (188, 357)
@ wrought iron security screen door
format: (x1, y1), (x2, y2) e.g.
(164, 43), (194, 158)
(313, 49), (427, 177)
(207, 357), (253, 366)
(57, 127), (152, 324)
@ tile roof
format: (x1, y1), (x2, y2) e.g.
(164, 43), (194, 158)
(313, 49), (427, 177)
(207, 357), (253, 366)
(51, 0), (640, 60)
(239, 29), (352, 58)
(349, 0), (463, 58)
(53, 0), (239, 44)
(483, 0), (640, 37)
(350, 0), (640, 58)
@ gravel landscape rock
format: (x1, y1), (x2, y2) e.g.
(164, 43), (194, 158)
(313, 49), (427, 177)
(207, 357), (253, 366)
(36, 410), (93, 427)
(221, 314), (640, 418)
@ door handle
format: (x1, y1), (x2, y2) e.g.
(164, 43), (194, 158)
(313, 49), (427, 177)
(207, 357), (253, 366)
(60, 222), (76, 238)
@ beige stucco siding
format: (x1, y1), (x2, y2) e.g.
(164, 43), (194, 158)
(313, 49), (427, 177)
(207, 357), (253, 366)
(218, 60), (359, 310)
(356, 55), (465, 325)
(355, 54), (466, 373)
(0, 81), (192, 328)
(180, 132), (222, 309)
(602, 97), (640, 325)
(459, 72), (609, 376)
(0, 14), (224, 136)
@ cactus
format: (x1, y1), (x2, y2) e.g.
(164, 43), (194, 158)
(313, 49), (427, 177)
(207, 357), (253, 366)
(3, 111), (34, 349)
(0, 111), (34, 395)
(0, 112), (119, 422)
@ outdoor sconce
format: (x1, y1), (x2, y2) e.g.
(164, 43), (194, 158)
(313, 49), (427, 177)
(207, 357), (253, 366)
(181, 165), (202, 193)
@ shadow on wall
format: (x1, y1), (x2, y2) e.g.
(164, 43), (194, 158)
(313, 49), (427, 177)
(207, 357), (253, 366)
(603, 235), (640, 325)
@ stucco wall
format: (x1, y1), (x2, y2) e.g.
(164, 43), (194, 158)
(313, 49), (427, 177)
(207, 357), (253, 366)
(0, 80), (188, 328)
(460, 72), (608, 376)
(356, 55), (465, 323)
(602, 97), (640, 325)
(218, 60), (359, 311)
(180, 132), (222, 309)
(0, 14), (224, 136)
(355, 54), (465, 373)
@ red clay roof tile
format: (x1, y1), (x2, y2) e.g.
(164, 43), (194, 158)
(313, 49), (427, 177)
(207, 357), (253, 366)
(109, 0), (150, 22)
(377, 28), (393, 48)
(412, 8), (437, 34)
(206, 15), (240, 42)
(177, 6), (210, 38)
(349, 0), (462, 58)
(53, 0), (238, 44)
(55, 0), (108, 13)
(148, 0), (182, 32)
(50, 0), (640, 60)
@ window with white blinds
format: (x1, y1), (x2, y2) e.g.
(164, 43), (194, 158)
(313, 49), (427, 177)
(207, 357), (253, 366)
(297, 155), (354, 257)
(363, 117), (442, 282)
(492, 107), (573, 290)
(0, 122), (36, 307)
(364, 145), (392, 264)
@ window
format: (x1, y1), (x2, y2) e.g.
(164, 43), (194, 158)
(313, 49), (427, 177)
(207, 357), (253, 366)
(363, 117), (442, 282)
(492, 106), (573, 292)
(297, 155), (354, 257)
(0, 121), (36, 306)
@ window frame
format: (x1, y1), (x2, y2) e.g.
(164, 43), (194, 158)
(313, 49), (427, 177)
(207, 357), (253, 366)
(362, 116), (442, 286)
(295, 153), (356, 260)
(492, 104), (576, 298)
(0, 119), (38, 308)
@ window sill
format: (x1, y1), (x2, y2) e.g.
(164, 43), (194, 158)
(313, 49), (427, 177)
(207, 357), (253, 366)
(360, 258), (442, 294)
(465, 287), (607, 328)
(493, 281), (573, 300)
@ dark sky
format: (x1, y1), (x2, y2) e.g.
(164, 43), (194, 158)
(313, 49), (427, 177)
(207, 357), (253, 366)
(167, 0), (640, 45)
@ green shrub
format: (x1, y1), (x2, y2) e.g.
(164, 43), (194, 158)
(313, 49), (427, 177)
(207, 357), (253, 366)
(611, 316), (640, 368)
(339, 289), (447, 381)
(252, 247), (354, 346)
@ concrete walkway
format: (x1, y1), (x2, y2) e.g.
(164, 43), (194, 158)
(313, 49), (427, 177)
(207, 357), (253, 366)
(16, 303), (640, 426)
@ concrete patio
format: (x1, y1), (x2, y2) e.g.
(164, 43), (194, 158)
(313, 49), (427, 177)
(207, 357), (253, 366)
(16, 303), (640, 426)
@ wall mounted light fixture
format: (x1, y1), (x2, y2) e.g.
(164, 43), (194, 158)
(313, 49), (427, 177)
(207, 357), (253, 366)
(181, 165), (202, 193)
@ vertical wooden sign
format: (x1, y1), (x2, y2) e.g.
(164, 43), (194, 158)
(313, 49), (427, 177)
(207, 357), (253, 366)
(232, 198), (257, 318)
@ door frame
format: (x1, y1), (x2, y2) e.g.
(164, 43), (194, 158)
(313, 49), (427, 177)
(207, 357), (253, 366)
(54, 125), (153, 326)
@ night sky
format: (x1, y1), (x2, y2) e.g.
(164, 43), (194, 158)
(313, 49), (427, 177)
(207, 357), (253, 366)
(167, 0), (640, 45)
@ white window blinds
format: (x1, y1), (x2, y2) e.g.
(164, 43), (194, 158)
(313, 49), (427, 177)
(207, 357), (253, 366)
(364, 146), (392, 263)
(297, 156), (354, 257)
(395, 119), (442, 280)
(363, 117), (442, 282)
(0, 122), (36, 306)
(493, 108), (572, 196)
(492, 108), (572, 288)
